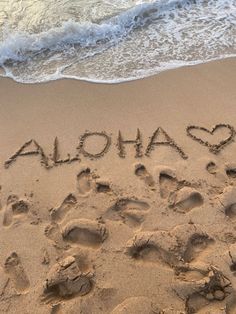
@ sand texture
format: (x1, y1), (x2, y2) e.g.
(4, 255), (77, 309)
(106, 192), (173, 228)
(0, 58), (236, 313)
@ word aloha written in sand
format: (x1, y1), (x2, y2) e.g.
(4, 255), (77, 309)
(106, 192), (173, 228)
(4, 124), (236, 169)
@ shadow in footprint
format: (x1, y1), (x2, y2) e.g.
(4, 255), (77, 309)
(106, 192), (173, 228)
(183, 233), (214, 263)
(3, 197), (29, 227)
(134, 164), (155, 188)
(225, 203), (236, 220)
(171, 187), (204, 213)
(126, 236), (178, 268)
(159, 172), (178, 199)
(185, 268), (232, 313)
(106, 198), (150, 229)
(4, 252), (30, 294)
(77, 168), (93, 195)
(206, 162), (217, 175)
(226, 167), (236, 179)
(50, 194), (77, 223)
(62, 219), (108, 249)
(43, 256), (93, 302)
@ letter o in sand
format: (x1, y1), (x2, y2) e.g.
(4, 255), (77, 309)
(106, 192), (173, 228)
(78, 131), (111, 159)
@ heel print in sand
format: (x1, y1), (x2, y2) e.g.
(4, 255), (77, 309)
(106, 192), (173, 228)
(4, 252), (30, 294)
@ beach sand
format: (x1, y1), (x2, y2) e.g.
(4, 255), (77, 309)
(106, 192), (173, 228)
(0, 58), (236, 313)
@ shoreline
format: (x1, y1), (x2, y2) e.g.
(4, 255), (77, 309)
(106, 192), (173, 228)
(1, 55), (236, 85)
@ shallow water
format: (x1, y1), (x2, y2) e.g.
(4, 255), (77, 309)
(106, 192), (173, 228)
(0, 0), (235, 83)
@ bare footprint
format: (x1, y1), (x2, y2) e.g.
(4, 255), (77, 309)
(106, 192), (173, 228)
(126, 232), (179, 268)
(4, 252), (30, 294)
(206, 161), (217, 175)
(77, 168), (93, 195)
(170, 187), (204, 213)
(62, 219), (108, 249)
(183, 233), (215, 263)
(134, 163), (155, 188)
(225, 203), (236, 220)
(50, 194), (77, 223)
(226, 165), (236, 179)
(96, 181), (111, 193)
(44, 222), (68, 250)
(3, 197), (29, 227)
(43, 256), (93, 301)
(159, 170), (178, 199)
(106, 198), (150, 228)
(111, 296), (161, 314)
(185, 267), (231, 313)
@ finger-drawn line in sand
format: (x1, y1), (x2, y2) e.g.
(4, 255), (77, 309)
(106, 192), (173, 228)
(105, 198), (150, 228)
(77, 131), (111, 159)
(43, 256), (93, 301)
(50, 194), (77, 223)
(53, 137), (80, 165)
(186, 124), (235, 154)
(134, 163), (155, 188)
(62, 219), (108, 249)
(117, 129), (143, 158)
(145, 127), (188, 160)
(4, 139), (49, 169)
(3, 196), (30, 227)
(4, 252), (30, 294)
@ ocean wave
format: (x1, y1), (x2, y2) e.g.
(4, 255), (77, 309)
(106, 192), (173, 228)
(0, 0), (194, 65)
(0, 0), (235, 83)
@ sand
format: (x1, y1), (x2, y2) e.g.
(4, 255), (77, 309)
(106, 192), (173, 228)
(0, 58), (236, 313)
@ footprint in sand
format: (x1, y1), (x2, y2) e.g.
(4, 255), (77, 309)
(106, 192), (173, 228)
(95, 180), (111, 193)
(111, 296), (161, 314)
(134, 163), (155, 188)
(43, 256), (93, 301)
(3, 195), (30, 227)
(225, 203), (236, 220)
(50, 193), (77, 223)
(169, 187), (204, 213)
(182, 233), (215, 263)
(225, 165), (236, 179)
(62, 218), (108, 249)
(125, 231), (179, 268)
(105, 198), (150, 229)
(206, 161), (218, 175)
(77, 168), (94, 195)
(183, 267), (232, 313)
(158, 168), (178, 199)
(4, 252), (30, 294)
(44, 222), (68, 250)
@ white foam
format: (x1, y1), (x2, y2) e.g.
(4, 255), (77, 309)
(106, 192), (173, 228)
(0, 0), (235, 83)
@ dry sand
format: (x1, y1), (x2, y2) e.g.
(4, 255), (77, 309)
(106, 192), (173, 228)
(0, 58), (236, 313)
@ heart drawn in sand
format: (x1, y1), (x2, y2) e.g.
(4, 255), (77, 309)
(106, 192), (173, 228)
(186, 124), (235, 154)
